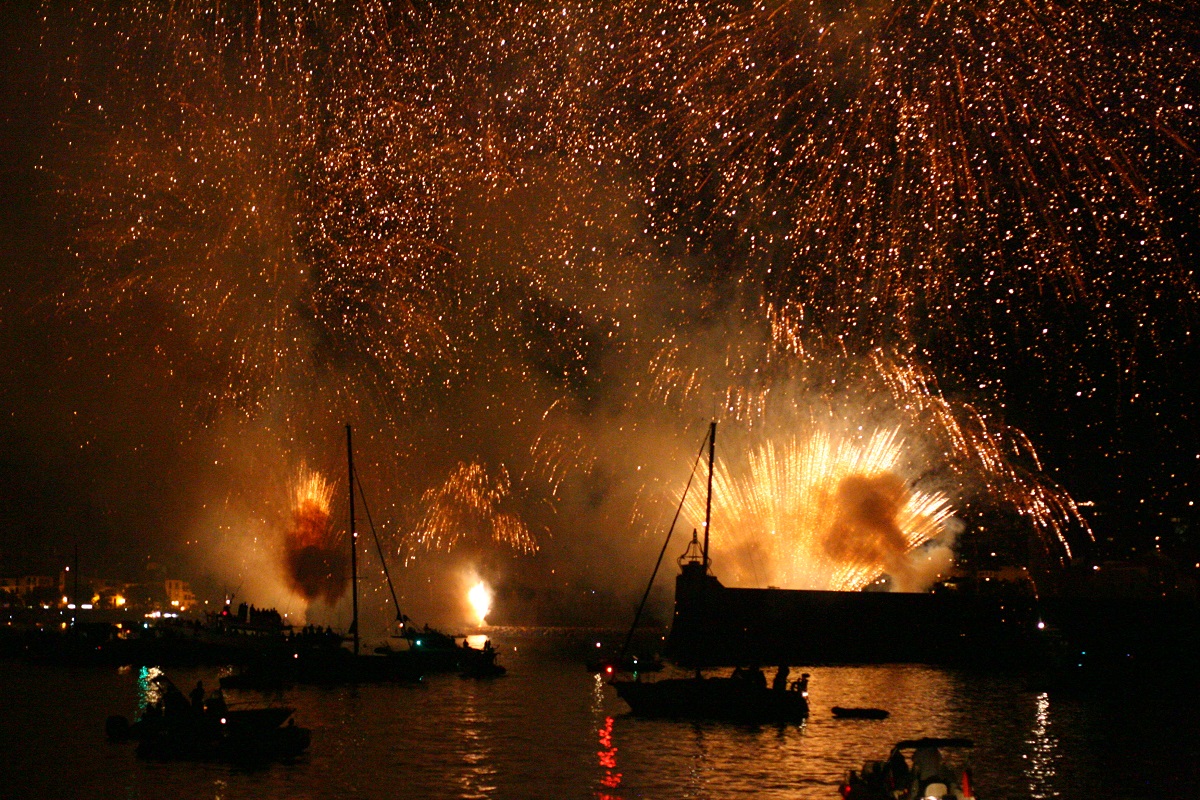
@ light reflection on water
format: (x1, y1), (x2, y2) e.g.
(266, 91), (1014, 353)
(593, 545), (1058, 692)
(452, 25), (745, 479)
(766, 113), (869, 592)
(134, 664), (164, 713)
(1026, 692), (1059, 799)
(596, 716), (621, 794)
(2, 630), (1197, 799)
(454, 681), (499, 799)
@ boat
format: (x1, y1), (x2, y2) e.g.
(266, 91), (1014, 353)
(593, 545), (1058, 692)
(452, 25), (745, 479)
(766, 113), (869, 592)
(221, 426), (504, 686)
(613, 670), (808, 723)
(839, 737), (976, 800)
(459, 642), (507, 678)
(831, 706), (889, 720)
(106, 674), (310, 763)
(610, 422), (808, 723)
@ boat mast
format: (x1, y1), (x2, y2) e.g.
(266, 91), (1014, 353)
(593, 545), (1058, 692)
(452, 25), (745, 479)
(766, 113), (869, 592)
(702, 421), (716, 571)
(347, 424), (359, 656)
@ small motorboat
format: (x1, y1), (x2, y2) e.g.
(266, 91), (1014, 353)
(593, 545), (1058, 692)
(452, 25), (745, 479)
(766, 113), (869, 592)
(454, 639), (505, 678)
(612, 670), (809, 723)
(839, 737), (976, 800)
(832, 706), (889, 720)
(107, 675), (310, 763)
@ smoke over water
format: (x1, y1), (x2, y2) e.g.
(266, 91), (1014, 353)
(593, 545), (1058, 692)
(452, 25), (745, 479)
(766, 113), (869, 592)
(283, 466), (347, 605)
(822, 473), (915, 583)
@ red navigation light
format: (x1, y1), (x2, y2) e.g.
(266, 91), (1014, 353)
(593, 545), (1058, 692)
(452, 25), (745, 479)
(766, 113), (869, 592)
(605, 665), (614, 675)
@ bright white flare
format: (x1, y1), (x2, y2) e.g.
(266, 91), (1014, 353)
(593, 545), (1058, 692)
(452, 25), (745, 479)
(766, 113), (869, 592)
(468, 581), (492, 626)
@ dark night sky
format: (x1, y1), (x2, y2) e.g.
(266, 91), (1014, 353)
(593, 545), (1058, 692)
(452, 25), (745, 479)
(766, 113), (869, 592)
(1, 3), (1198, 621)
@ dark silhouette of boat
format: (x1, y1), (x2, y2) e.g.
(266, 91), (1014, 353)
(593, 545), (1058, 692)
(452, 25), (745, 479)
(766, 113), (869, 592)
(106, 675), (310, 763)
(459, 647), (507, 679)
(840, 737), (977, 800)
(832, 706), (890, 720)
(610, 423), (809, 723)
(613, 672), (808, 723)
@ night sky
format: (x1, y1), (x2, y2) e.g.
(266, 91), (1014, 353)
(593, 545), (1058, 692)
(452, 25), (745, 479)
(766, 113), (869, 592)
(1, 2), (1197, 624)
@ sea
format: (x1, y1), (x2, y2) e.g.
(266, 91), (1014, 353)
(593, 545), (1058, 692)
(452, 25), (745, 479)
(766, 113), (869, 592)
(2, 627), (1197, 800)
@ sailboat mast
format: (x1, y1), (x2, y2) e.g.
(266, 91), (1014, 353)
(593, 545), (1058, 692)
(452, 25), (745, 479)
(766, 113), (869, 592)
(347, 424), (359, 656)
(702, 421), (716, 571)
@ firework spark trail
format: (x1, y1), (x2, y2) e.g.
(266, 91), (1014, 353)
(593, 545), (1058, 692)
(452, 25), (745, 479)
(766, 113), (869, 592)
(412, 461), (538, 554)
(870, 348), (1089, 556)
(49, 2), (458, 418)
(650, 298), (1089, 562)
(284, 464), (347, 604)
(46, 0), (1199, 398)
(624, 0), (1199, 348)
(37, 1), (1193, 575)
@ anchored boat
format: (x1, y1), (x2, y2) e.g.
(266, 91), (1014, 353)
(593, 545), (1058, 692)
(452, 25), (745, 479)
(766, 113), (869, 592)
(610, 422), (809, 723)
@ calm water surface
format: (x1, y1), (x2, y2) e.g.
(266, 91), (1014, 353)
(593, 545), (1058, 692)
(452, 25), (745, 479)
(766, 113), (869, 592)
(2, 629), (1196, 799)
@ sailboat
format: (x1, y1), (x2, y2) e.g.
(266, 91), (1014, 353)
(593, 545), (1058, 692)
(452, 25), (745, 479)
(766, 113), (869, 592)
(224, 426), (503, 686)
(609, 422), (810, 723)
(344, 424), (504, 677)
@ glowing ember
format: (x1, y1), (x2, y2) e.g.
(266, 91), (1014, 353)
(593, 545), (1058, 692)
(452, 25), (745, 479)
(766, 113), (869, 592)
(468, 581), (492, 626)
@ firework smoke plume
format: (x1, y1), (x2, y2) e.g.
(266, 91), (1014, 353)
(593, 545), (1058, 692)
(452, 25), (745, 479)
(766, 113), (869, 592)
(283, 464), (347, 605)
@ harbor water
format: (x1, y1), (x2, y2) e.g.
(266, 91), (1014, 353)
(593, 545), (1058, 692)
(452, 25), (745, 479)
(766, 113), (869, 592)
(2, 628), (1197, 800)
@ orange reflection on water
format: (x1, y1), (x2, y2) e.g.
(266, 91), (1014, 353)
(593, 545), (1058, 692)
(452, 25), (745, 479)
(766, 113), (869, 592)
(597, 715), (623, 797)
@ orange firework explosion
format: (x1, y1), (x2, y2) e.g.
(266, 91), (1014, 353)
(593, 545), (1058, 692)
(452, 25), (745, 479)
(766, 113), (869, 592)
(649, 298), (1090, 561)
(283, 465), (347, 604)
(686, 427), (955, 591)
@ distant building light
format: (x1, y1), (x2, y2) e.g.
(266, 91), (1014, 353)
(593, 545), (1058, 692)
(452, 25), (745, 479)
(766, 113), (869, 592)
(81, 604), (93, 610)
(67, 603), (76, 609)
